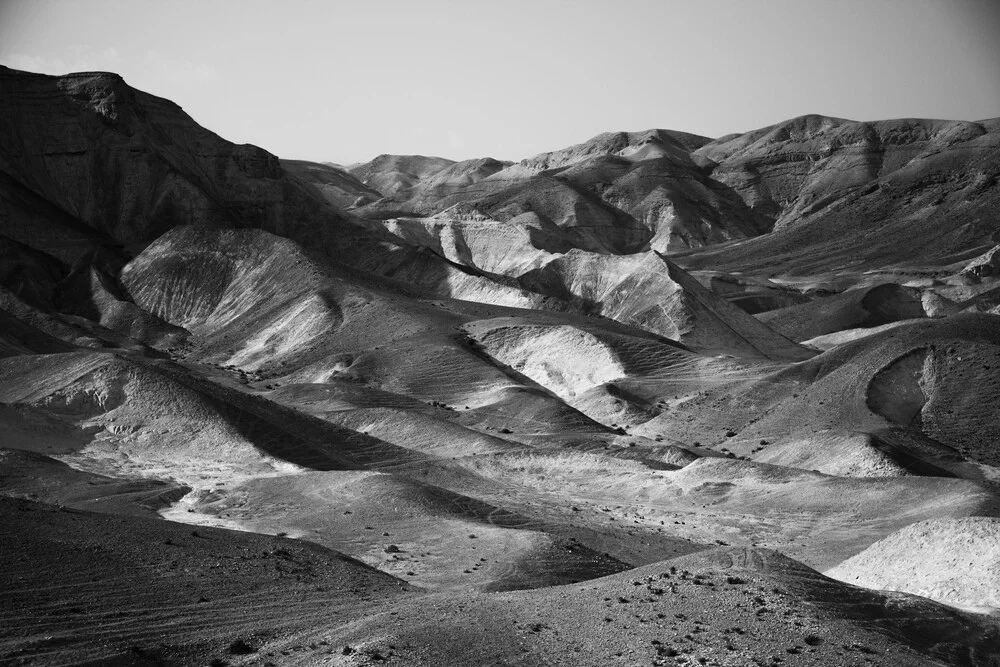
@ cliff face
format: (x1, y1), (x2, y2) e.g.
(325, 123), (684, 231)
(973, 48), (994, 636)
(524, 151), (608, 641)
(0, 65), (390, 346)
(0, 67), (351, 263)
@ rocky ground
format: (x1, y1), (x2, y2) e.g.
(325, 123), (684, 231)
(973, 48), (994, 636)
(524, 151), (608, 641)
(2, 65), (1000, 665)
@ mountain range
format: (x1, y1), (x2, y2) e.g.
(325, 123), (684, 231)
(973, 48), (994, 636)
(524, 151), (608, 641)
(2, 65), (1000, 666)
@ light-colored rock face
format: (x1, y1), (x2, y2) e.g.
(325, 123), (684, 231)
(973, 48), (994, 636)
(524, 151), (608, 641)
(825, 517), (1000, 612)
(0, 351), (303, 486)
(518, 250), (812, 360)
(753, 431), (912, 478)
(961, 244), (1000, 282)
(465, 321), (625, 399)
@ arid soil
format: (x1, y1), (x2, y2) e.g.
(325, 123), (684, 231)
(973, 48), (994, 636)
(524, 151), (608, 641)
(2, 65), (1000, 665)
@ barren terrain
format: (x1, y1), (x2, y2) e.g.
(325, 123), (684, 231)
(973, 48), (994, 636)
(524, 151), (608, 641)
(2, 66), (1000, 665)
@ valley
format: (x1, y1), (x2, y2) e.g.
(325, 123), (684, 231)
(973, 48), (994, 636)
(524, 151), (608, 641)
(2, 65), (1000, 666)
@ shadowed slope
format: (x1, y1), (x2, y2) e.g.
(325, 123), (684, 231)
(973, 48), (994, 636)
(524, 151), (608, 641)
(0, 67), (350, 252)
(678, 115), (1000, 274)
(280, 159), (382, 209)
(0, 496), (410, 666)
(758, 283), (927, 342)
(6, 498), (997, 666)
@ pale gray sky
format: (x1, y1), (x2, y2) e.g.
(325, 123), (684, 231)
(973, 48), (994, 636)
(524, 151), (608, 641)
(2, 0), (999, 164)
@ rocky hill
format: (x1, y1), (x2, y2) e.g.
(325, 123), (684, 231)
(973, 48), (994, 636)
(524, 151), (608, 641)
(2, 66), (1000, 666)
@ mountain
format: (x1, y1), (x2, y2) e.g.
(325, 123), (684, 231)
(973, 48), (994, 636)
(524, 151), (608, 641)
(679, 114), (1000, 274)
(348, 153), (460, 195)
(2, 66), (1000, 666)
(355, 129), (768, 254)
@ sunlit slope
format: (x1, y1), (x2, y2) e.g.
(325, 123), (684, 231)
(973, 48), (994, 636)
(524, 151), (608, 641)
(637, 314), (1000, 470)
(356, 129), (768, 254)
(455, 451), (995, 571)
(175, 469), (629, 593)
(117, 226), (653, 440)
(353, 217), (812, 359)
(0, 350), (359, 479)
(826, 517), (1000, 613)
(317, 546), (1000, 667)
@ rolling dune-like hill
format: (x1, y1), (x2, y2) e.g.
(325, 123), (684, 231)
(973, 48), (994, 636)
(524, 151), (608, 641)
(3, 66), (1000, 666)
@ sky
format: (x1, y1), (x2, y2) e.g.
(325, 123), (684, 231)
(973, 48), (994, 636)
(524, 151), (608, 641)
(2, 0), (999, 164)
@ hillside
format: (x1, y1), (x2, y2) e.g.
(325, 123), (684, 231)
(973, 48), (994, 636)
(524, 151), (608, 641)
(2, 66), (1000, 666)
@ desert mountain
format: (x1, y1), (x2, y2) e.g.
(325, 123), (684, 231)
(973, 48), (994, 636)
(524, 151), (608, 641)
(680, 115), (1000, 275)
(2, 66), (1000, 666)
(355, 129), (768, 255)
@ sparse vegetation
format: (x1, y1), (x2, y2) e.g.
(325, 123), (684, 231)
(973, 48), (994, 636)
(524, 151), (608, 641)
(4, 64), (1000, 667)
